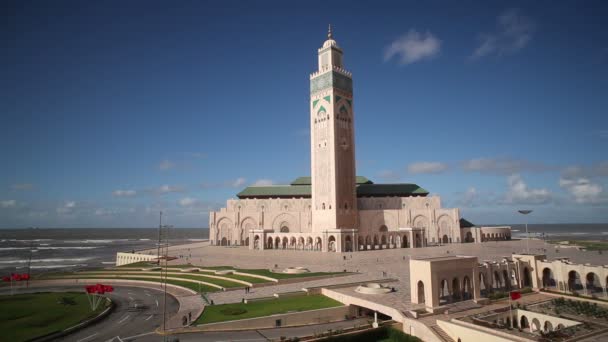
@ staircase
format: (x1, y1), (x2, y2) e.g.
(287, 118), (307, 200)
(430, 325), (455, 342)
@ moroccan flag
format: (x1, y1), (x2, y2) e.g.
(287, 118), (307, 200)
(510, 291), (521, 300)
(85, 285), (97, 293)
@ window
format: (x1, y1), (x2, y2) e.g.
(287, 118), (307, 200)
(322, 203), (326, 210)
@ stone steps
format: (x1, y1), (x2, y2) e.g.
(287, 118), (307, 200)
(430, 324), (455, 342)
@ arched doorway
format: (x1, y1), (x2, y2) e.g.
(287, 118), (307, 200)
(586, 272), (602, 294)
(221, 237), (228, 246)
(358, 236), (364, 250)
(373, 235), (379, 250)
(463, 276), (472, 300)
(442, 235), (449, 244)
(380, 235), (387, 249)
(328, 235), (336, 252)
(522, 267), (532, 288)
(315, 237), (322, 251)
(282, 237), (288, 249)
(253, 235), (260, 249)
(531, 318), (541, 332)
(479, 273), (488, 296)
(568, 270), (583, 292)
(417, 281), (425, 303)
(520, 316), (529, 329)
(542, 268), (555, 288)
(544, 321), (553, 332)
(452, 277), (461, 301)
(345, 236), (352, 252)
(275, 237), (280, 249)
(503, 270), (511, 290)
(245, 237), (250, 247)
(439, 279), (450, 304)
(280, 226), (289, 233)
(267, 237), (273, 249)
(465, 231), (474, 243)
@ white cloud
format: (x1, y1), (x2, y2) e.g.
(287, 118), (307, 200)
(231, 178), (246, 188)
(178, 197), (199, 207)
(471, 8), (535, 60)
(252, 179), (274, 186)
(11, 183), (33, 191)
(112, 189), (137, 197)
(157, 185), (183, 194)
(57, 201), (76, 214)
(1, 200), (16, 208)
(378, 170), (401, 181)
(460, 187), (478, 207)
(384, 30), (441, 65)
(503, 174), (551, 204)
(159, 160), (175, 171)
(461, 158), (547, 175)
(407, 161), (448, 174)
(559, 177), (604, 204)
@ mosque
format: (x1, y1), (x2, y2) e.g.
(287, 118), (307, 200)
(209, 27), (511, 252)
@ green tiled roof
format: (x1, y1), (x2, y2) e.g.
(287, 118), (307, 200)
(459, 218), (476, 228)
(237, 177), (428, 199)
(290, 176), (373, 185)
(356, 183), (428, 197)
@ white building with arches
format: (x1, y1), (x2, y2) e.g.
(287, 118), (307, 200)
(209, 27), (510, 253)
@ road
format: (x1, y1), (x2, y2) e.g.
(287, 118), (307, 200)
(0, 285), (179, 342)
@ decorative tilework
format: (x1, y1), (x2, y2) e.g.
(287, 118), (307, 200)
(335, 95), (342, 103)
(310, 71), (353, 94)
(313, 99), (319, 108)
(323, 96), (331, 103)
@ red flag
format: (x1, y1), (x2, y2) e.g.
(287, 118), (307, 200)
(11, 273), (22, 281)
(20, 274), (30, 281)
(510, 291), (521, 300)
(2, 276), (10, 282)
(95, 284), (105, 294)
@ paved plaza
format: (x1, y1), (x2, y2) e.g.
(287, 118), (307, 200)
(153, 238), (608, 306)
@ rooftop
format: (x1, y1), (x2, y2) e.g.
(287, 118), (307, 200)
(237, 176), (429, 199)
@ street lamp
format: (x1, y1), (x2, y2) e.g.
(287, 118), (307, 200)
(517, 210), (533, 254)
(161, 223), (173, 335)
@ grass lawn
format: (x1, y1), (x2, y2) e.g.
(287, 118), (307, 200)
(110, 268), (270, 284)
(196, 294), (343, 324)
(53, 275), (218, 293)
(77, 272), (243, 288)
(0, 292), (108, 342)
(549, 240), (608, 251)
(233, 268), (348, 279)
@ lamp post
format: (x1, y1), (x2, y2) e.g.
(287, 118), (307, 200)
(161, 223), (173, 337)
(517, 210), (533, 254)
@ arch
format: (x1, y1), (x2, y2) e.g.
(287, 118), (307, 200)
(271, 213), (297, 232)
(379, 225), (388, 233)
(345, 235), (352, 252)
(544, 321), (553, 332)
(481, 233), (486, 242)
(568, 270), (582, 292)
(365, 235), (371, 249)
(220, 237), (228, 246)
(216, 218), (234, 246)
(274, 237), (280, 249)
(380, 235), (387, 248)
(267, 237), (273, 249)
(522, 267), (532, 288)
(542, 268), (556, 288)
(240, 217), (257, 232)
(442, 235), (449, 244)
(439, 279), (450, 304)
(414, 233), (422, 248)
(511, 269), (518, 287)
(244, 237), (250, 247)
(280, 226), (290, 233)
(503, 270), (511, 290)
(437, 215), (452, 243)
(531, 318), (541, 332)
(358, 236), (365, 250)
(417, 281), (425, 304)
(394, 235), (400, 248)
(479, 272), (488, 296)
(307, 237), (313, 250)
(281, 237), (288, 249)
(465, 231), (474, 243)
(494, 271), (503, 289)
(463, 276), (472, 300)
(298, 237), (305, 250)
(253, 235), (260, 250)
(412, 215), (429, 229)
(557, 323), (565, 330)
(586, 272), (602, 294)
(328, 235), (336, 252)
(315, 237), (322, 251)
(452, 277), (461, 301)
(373, 235), (379, 249)
(402, 235), (408, 248)
(520, 315), (529, 329)
(290, 236), (296, 249)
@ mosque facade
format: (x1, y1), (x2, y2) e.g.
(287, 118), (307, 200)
(209, 28), (511, 252)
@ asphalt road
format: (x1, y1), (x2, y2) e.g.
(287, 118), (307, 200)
(0, 285), (179, 342)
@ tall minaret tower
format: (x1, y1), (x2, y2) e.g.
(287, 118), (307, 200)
(310, 26), (357, 250)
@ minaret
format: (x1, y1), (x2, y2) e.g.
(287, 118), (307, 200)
(310, 26), (357, 248)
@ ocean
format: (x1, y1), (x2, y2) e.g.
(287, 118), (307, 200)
(0, 224), (606, 274)
(0, 228), (208, 275)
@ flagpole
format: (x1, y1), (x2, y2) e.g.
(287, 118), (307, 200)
(509, 294), (513, 329)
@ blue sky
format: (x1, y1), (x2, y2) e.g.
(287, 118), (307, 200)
(1, 1), (607, 228)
